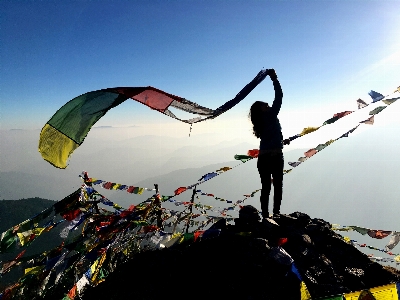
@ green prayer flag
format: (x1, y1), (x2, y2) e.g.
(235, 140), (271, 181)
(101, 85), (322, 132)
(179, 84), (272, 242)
(234, 154), (253, 163)
(323, 116), (339, 125)
(369, 106), (386, 115)
(0, 229), (17, 253)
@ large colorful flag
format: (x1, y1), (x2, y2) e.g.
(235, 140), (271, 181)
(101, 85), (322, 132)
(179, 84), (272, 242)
(39, 70), (269, 168)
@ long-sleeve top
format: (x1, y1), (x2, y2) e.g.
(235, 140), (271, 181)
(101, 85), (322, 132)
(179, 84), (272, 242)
(259, 79), (283, 151)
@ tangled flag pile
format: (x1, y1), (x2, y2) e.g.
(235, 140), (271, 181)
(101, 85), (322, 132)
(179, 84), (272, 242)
(1, 168), (400, 299)
(0, 169), (266, 299)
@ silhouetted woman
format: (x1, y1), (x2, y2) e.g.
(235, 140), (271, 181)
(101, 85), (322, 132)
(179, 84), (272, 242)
(249, 69), (289, 218)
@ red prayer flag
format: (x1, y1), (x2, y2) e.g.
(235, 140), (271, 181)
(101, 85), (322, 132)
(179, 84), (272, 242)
(102, 182), (113, 189)
(367, 230), (392, 239)
(304, 149), (317, 158)
(174, 187), (187, 195)
(67, 284), (77, 299)
(247, 149), (259, 158)
(333, 111), (353, 118)
(62, 208), (82, 221)
(194, 230), (205, 242)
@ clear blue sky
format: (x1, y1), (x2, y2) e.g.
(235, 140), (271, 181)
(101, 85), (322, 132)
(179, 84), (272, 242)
(1, 0), (399, 133)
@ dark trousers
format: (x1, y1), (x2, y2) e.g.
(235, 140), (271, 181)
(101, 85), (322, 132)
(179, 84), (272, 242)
(257, 151), (284, 217)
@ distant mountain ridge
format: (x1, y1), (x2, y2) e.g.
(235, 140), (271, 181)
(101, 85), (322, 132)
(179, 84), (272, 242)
(0, 198), (56, 233)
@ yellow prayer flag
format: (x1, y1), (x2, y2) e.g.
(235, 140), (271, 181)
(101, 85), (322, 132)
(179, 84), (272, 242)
(300, 126), (320, 136)
(24, 265), (44, 275)
(112, 184), (121, 190)
(325, 139), (335, 146)
(217, 167), (232, 172)
(32, 228), (45, 235)
(171, 232), (182, 239)
(369, 283), (398, 299)
(92, 252), (107, 283)
(17, 231), (33, 246)
(343, 236), (351, 243)
(300, 281), (312, 300)
(113, 203), (123, 209)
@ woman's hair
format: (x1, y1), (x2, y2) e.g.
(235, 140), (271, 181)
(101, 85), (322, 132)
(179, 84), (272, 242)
(249, 101), (266, 138)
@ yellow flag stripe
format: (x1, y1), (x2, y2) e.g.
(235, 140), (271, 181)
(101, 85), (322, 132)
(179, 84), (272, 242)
(38, 124), (79, 169)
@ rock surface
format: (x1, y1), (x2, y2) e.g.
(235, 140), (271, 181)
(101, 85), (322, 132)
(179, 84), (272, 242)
(81, 210), (399, 300)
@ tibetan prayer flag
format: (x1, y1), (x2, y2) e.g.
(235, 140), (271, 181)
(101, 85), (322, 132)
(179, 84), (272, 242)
(0, 228), (17, 253)
(67, 284), (77, 299)
(39, 70), (269, 168)
(127, 186), (144, 194)
(385, 232), (400, 251)
(103, 182), (113, 189)
(24, 265), (45, 275)
(315, 144), (327, 152)
(360, 116), (374, 125)
(76, 275), (90, 294)
(300, 126), (320, 136)
(350, 226), (369, 235)
(340, 125), (359, 138)
(304, 149), (317, 158)
(216, 167), (232, 172)
(234, 154), (253, 162)
(112, 183), (121, 190)
(367, 230), (392, 239)
(300, 281), (311, 300)
(247, 149), (259, 158)
(369, 90), (384, 102)
(198, 172), (218, 181)
(319, 140), (334, 149)
(323, 111), (352, 125)
(357, 98), (368, 109)
(382, 96), (400, 105)
(174, 187), (187, 195)
(323, 116), (340, 125)
(369, 106), (386, 115)
(288, 162), (301, 167)
(334, 111), (353, 118)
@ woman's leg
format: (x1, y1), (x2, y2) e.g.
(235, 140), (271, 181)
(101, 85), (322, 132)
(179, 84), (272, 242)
(257, 154), (272, 218)
(271, 152), (284, 214)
